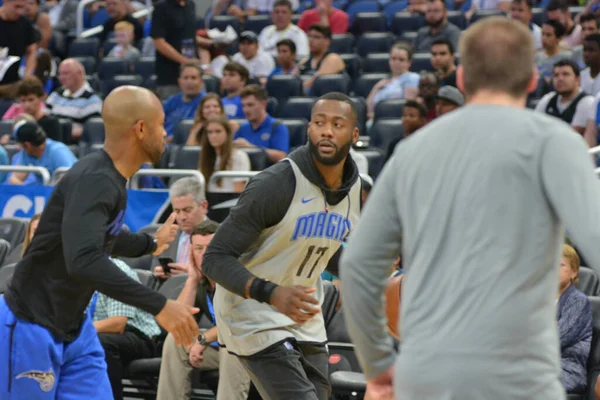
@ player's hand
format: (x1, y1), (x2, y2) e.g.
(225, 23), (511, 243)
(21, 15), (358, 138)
(189, 343), (207, 367)
(270, 286), (321, 324)
(153, 266), (168, 279)
(155, 299), (199, 347)
(365, 366), (395, 400)
(168, 262), (190, 275)
(154, 213), (178, 256)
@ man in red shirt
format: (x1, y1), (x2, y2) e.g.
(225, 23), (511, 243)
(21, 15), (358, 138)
(298, 0), (349, 34)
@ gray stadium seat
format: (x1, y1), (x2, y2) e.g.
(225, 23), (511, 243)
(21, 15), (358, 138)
(311, 74), (352, 97)
(173, 119), (195, 145)
(68, 38), (99, 58)
(3, 144), (19, 161)
(355, 148), (385, 178)
(0, 119), (13, 138)
(120, 254), (153, 271)
(351, 12), (387, 35)
(173, 145), (201, 169)
(356, 32), (395, 57)
(370, 119), (404, 152)
(158, 273), (188, 299)
(447, 10), (467, 29)
(340, 53), (361, 80)
(374, 98), (405, 120)
(0, 99), (14, 118)
(330, 33), (355, 54)
(280, 118), (308, 149)
(203, 75), (219, 94)
(391, 12), (424, 36)
(469, 9), (505, 25)
(241, 147), (268, 171)
(280, 97), (316, 119)
(135, 268), (158, 290)
(577, 267), (600, 297)
(0, 263), (16, 294)
(0, 239), (11, 267)
(101, 75), (144, 96)
(58, 118), (73, 143)
(0, 218), (26, 248)
(353, 73), (388, 98)
(267, 97), (279, 116)
(266, 75), (304, 107)
(98, 58), (129, 79)
(363, 53), (390, 73)
(102, 38), (119, 56)
(82, 117), (105, 144)
(72, 56), (96, 74)
(410, 53), (434, 73)
(244, 14), (271, 33)
(133, 57), (156, 80)
(138, 224), (161, 236)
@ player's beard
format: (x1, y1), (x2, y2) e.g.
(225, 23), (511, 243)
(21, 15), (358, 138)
(309, 137), (352, 166)
(142, 136), (164, 166)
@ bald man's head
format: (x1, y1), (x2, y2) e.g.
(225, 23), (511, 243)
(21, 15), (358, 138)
(58, 58), (86, 92)
(102, 86), (166, 165)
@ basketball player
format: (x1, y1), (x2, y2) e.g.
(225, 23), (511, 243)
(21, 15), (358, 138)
(341, 16), (600, 400)
(0, 86), (199, 399)
(202, 92), (363, 400)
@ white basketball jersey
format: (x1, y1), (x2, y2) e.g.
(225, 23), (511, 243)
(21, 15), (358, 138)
(214, 159), (362, 356)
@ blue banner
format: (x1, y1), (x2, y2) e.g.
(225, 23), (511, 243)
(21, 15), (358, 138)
(0, 184), (169, 232)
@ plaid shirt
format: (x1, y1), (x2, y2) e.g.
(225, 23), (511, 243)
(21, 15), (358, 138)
(90, 258), (161, 339)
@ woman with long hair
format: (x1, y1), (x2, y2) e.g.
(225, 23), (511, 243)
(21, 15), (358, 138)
(186, 93), (239, 146)
(198, 116), (250, 193)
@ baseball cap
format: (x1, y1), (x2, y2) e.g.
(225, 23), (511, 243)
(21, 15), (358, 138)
(13, 120), (46, 145)
(437, 86), (465, 107)
(239, 31), (258, 43)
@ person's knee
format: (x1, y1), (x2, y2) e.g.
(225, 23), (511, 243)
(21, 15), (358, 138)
(98, 333), (121, 356)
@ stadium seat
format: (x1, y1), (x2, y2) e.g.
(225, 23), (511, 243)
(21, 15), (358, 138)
(469, 9), (505, 25)
(532, 8), (544, 26)
(244, 15), (272, 33)
(351, 96), (367, 136)
(101, 75), (144, 96)
(586, 297), (600, 399)
(353, 73), (388, 98)
(356, 32), (395, 57)
(312, 74), (351, 97)
(398, 31), (418, 42)
(144, 75), (157, 90)
(280, 118), (308, 149)
(391, 12), (424, 36)
(577, 267), (600, 297)
(135, 268), (158, 290)
(330, 34), (355, 54)
(73, 56), (96, 74)
(86, 74), (101, 92)
(120, 254), (154, 271)
(346, 0), (380, 22)
(158, 273), (188, 299)
(267, 97), (279, 116)
(3, 144), (19, 161)
(83, 117), (105, 144)
(58, 118), (73, 143)
(0, 218), (26, 248)
(374, 98), (405, 120)
(447, 10), (467, 29)
(133, 57), (156, 80)
(173, 119), (195, 145)
(0, 263), (16, 294)
(173, 146), (201, 169)
(330, 371), (366, 396)
(138, 224), (161, 236)
(207, 192), (242, 222)
(382, 1), (409, 26)
(410, 53), (434, 72)
(351, 12), (387, 35)
(102, 38), (118, 56)
(355, 148), (385, 177)
(208, 15), (240, 33)
(266, 75), (304, 107)
(340, 53), (361, 81)
(241, 147), (268, 170)
(225, 39), (239, 56)
(0, 119), (13, 138)
(0, 99), (14, 118)
(196, 17), (205, 29)
(0, 239), (10, 267)
(363, 53), (390, 73)
(203, 75), (219, 94)
(68, 38), (99, 58)
(98, 58), (129, 79)
(280, 97), (316, 119)
(369, 119), (404, 152)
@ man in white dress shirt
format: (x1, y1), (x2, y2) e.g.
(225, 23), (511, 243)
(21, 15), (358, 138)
(258, 0), (309, 58)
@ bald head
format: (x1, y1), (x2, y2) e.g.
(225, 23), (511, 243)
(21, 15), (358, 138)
(102, 86), (163, 139)
(58, 58), (86, 92)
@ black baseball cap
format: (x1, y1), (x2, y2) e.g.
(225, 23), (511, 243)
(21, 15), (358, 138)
(239, 31), (258, 43)
(13, 120), (46, 146)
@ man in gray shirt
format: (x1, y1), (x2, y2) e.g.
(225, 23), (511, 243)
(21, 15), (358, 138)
(413, 0), (461, 53)
(341, 16), (600, 400)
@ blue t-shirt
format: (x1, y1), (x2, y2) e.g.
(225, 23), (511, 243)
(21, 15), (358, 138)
(0, 145), (8, 182)
(270, 66), (295, 77)
(8, 138), (77, 185)
(234, 114), (290, 153)
(222, 95), (245, 119)
(373, 72), (420, 105)
(163, 91), (205, 138)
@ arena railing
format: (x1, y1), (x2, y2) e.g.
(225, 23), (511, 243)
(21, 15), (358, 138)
(0, 166), (51, 185)
(77, 0), (153, 37)
(207, 171), (259, 188)
(51, 167), (70, 184)
(128, 168), (205, 190)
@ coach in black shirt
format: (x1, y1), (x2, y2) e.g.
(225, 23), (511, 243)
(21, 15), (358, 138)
(100, 0), (143, 43)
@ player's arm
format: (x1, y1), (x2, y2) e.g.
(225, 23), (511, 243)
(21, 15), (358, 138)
(61, 174), (167, 316)
(340, 152), (402, 380)
(111, 230), (156, 258)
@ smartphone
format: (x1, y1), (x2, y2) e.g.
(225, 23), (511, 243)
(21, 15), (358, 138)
(159, 257), (174, 274)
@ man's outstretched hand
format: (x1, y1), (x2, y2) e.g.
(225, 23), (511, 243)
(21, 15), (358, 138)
(153, 213), (178, 256)
(155, 299), (199, 347)
(365, 367), (395, 400)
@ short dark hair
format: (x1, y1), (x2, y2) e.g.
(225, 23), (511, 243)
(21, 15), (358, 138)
(313, 92), (358, 125)
(430, 38), (455, 54)
(580, 13), (599, 27)
(543, 20), (566, 38)
(512, 0), (534, 10)
(308, 24), (332, 40)
(190, 220), (220, 239)
(223, 62), (250, 84)
(427, 0), (447, 9)
(553, 58), (581, 76)
(17, 77), (45, 98)
(180, 62), (203, 77)
(585, 33), (600, 48)
(240, 84), (269, 101)
(277, 38), (297, 54)
(273, 0), (292, 10)
(404, 100), (427, 118)
(391, 42), (414, 60)
(547, 0), (569, 12)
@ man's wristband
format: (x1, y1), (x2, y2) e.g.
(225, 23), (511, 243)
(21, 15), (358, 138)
(249, 278), (278, 304)
(148, 234), (158, 254)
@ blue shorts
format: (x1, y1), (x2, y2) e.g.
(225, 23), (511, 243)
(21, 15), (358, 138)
(0, 296), (113, 399)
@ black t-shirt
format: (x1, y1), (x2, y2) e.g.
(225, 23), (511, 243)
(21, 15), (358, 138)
(442, 70), (457, 89)
(0, 15), (36, 84)
(4, 150), (166, 341)
(38, 114), (62, 143)
(150, 0), (196, 86)
(100, 14), (144, 43)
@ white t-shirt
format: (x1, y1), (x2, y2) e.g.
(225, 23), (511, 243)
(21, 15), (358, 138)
(587, 91), (600, 125)
(350, 149), (369, 175)
(258, 24), (309, 58)
(231, 51), (275, 78)
(532, 24), (542, 51)
(208, 149), (251, 193)
(534, 90), (594, 128)
(581, 67), (600, 97)
(246, 0), (299, 11)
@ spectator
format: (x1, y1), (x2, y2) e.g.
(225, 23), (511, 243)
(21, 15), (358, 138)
(163, 62), (206, 140)
(226, 0), (299, 21)
(14, 77), (61, 142)
(231, 31), (275, 85)
(91, 257), (161, 400)
(367, 43), (420, 120)
(221, 62), (249, 119)
(3, 213), (41, 265)
(417, 71), (441, 121)
(547, 0), (582, 48)
(511, 0), (542, 50)
(258, 0), (309, 59)
(151, 0), (197, 100)
(386, 100), (427, 160)
(298, 0), (349, 34)
(234, 84), (289, 163)
(558, 244), (593, 395)
(581, 33), (600, 96)
(46, 59), (103, 142)
(270, 39), (298, 76)
(535, 60), (594, 141)
(349, 148), (369, 175)
(297, 24), (345, 91)
(107, 21), (141, 63)
(6, 120), (76, 185)
(1, 76), (48, 127)
(430, 38), (457, 87)
(413, 0), (461, 53)
(200, 116), (251, 193)
(101, 0), (143, 43)
(0, 0), (37, 99)
(23, 0), (51, 49)
(0, 144), (7, 182)
(572, 13), (599, 67)
(436, 85), (464, 116)
(156, 220), (251, 400)
(153, 177), (209, 279)
(187, 93), (240, 146)
(536, 21), (572, 82)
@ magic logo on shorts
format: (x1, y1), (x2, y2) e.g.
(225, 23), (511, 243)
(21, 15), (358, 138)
(290, 211), (351, 242)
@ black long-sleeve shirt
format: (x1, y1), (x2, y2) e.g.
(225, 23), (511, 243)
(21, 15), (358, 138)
(5, 150), (167, 341)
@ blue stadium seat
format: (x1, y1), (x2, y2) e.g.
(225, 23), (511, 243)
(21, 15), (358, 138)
(351, 96), (367, 136)
(346, 1), (380, 22)
(351, 12), (387, 35)
(410, 53), (433, 72)
(83, 117), (106, 144)
(355, 148), (385, 178)
(532, 8), (544, 27)
(382, 1), (409, 26)
(0, 120), (13, 138)
(102, 38), (118, 56)
(356, 32), (395, 57)
(267, 97), (279, 117)
(174, 146), (201, 169)
(241, 147), (268, 170)
(85, 74), (101, 92)
(196, 17), (205, 30)
(144, 75), (157, 90)
(173, 119), (195, 145)
(225, 39), (239, 56)
(391, 12), (424, 36)
(280, 97), (316, 119)
(398, 31), (418, 42)
(101, 75), (144, 96)
(280, 118), (308, 149)
(202, 75), (219, 94)
(469, 9), (505, 25)
(369, 119), (403, 152)
(353, 73), (388, 98)
(447, 10), (467, 29)
(73, 56), (96, 74)
(312, 74), (351, 97)
(330, 33), (355, 54)
(266, 75), (304, 107)
(68, 38), (99, 58)
(0, 99), (13, 118)
(363, 53), (389, 73)
(244, 15), (272, 34)
(374, 98), (405, 120)
(98, 58), (129, 79)
(340, 53), (361, 80)
(133, 57), (156, 79)
(58, 118), (73, 143)
(208, 15), (240, 33)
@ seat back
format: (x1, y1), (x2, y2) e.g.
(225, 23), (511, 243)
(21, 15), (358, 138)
(244, 15), (272, 33)
(0, 263), (16, 294)
(157, 273), (188, 299)
(0, 218), (27, 248)
(203, 75), (220, 94)
(330, 34), (355, 54)
(101, 74), (144, 96)
(98, 58), (129, 79)
(266, 75), (304, 107)
(68, 38), (99, 58)
(340, 53), (361, 80)
(138, 224), (161, 236)
(410, 53), (433, 73)
(102, 38), (118, 56)
(120, 254), (154, 271)
(346, 0), (380, 22)
(391, 12), (424, 36)
(0, 239), (10, 267)
(206, 192), (241, 222)
(135, 268), (159, 290)
(355, 148), (385, 178)
(72, 56), (96, 74)
(133, 57), (157, 80)
(363, 53), (389, 73)
(279, 97), (316, 119)
(173, 146), (201, 169)
(312, 74), (352, 97)
(587, 297), (600, 399)
(82, 117), (106, 144)
(0, 119), (13, 137)
(370, 119), (404, 152)
(578, 267), (600, 297)
(353, 73), (388, 98)
(208, 15), (240, 33)
(351, 12), (387, 35)
(173, 119), (195, 145)
(374, 98), (405, 120)
(242, 147), (268, 171)
(280, 118), (308, 149)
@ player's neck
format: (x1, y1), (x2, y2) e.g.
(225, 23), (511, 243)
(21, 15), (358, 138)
(314, 161), (344, 190)
(467, 91), (527, 108)
(104, 142), (144, 179)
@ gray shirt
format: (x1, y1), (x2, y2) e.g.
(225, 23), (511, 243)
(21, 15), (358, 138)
(340, 104), (600, 400)
(413, 22), (461, 53)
